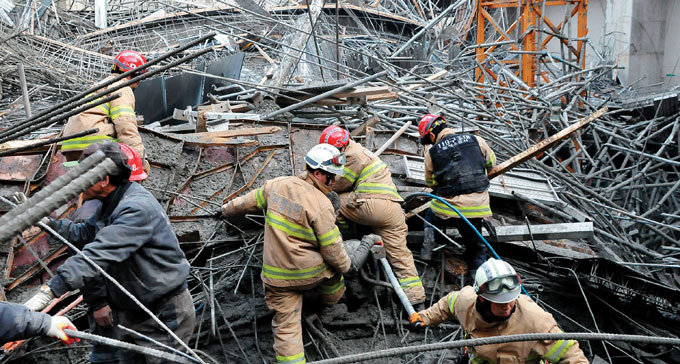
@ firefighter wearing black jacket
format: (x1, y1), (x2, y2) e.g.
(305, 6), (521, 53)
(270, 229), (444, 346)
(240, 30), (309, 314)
(417, 114), (496, 273)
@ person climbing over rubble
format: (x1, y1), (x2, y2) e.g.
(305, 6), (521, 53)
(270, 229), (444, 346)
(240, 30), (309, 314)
(23, 142), (194, 364)
(0, 302), (78, 345)
(410, 258), (589, 364)
(221, 143), (352, 364)
(319, 125), (426, 306)
(60, 50), (150, 176)
(417, 114), (496, 274)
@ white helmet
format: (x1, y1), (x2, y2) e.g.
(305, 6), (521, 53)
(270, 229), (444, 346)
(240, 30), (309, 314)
(473, 258), (522, 304)
(305, 144), (346, 176)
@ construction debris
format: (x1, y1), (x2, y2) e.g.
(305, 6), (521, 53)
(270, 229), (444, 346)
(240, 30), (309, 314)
(0, 0), (679, 363)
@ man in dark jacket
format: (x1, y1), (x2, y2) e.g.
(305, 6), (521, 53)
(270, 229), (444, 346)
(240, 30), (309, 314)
(24, 142), (194, 363)
(0, 302), (76, 344)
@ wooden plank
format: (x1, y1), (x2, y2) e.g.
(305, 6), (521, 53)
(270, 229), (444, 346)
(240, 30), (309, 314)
(405, 69), (448, 90)
(488, 107), (607, 179)
(351, 116), (380, 137)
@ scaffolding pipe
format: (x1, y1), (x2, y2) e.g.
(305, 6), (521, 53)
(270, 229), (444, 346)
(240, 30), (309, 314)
(309, 332), (680, 364)
(63, 329), (197, 364)
(263, 71), (387, 120)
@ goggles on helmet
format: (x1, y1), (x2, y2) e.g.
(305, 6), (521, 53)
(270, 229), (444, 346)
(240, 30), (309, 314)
(321, 153), (346, 167)
(478, 274), (521, 295)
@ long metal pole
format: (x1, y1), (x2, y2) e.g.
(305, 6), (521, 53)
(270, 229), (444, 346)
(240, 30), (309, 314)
(63, 329), (196, 364)
(390, 0), (465, 58)
(264, 70), (387, 120)
(17, 64), (31, 118)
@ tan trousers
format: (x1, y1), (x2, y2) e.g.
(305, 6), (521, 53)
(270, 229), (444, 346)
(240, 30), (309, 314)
(265, 274), (345, 364)
(338, 195), (426, 304)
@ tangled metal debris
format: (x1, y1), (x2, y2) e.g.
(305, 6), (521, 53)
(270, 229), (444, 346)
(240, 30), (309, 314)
(0, 0), (679, 363)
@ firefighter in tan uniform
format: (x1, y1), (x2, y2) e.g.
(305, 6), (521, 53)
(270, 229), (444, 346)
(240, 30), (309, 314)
(319, 126), (426, 305)
(410, 259), (589, 364)
(221, 144), (351, 364)
(61, 50), (148, 174)
(418, 114), (496, 272)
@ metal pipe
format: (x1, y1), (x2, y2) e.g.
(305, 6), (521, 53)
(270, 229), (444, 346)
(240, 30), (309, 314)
(379, 257), (415, 316)
(375, 121), (412, 156)
(63, 329), (196, 364)
(0, 128), (98, 157)
(309, 332), (680, 364)
(263, 71), (387, 119)
(17, 64), (31, 118)
(390, 0), (465, 58)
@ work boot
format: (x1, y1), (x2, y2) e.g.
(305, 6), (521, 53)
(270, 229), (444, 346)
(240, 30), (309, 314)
(421, 228), (435, 260)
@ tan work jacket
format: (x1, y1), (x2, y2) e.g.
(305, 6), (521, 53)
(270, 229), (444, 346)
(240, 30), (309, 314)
(334, 140), (403, 202)
(424, 128), (495, 219)
(420, 286), (588, 364)
(222, 173), (351, 288)
(62, 75), (145, 158)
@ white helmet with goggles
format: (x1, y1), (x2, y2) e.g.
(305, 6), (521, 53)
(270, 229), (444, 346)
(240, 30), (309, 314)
(474, 258), (522, 304)
(305, 144), (346, 176)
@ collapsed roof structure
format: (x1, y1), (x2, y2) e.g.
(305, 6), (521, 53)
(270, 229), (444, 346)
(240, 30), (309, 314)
(0, 0), (679, 363)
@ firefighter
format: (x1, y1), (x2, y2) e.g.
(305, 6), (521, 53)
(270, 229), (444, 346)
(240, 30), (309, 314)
(417, 114), (496, 272)
(61, 50), (149, 175)
(410, 258), (589, 364)
(319, 126), (426, 305)
(221, 144), (352, 364)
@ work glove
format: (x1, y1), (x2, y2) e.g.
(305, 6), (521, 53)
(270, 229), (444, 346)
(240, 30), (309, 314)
(409, 312), (426, 330)
(46, 316), (79, 345)
(326, 191), (341, 215)
(10, 191), (27, 205)
(24, 285), (55, 312)
(93, 305), (114, 327)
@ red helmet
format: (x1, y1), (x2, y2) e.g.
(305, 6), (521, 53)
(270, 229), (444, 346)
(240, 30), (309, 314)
(418, 114), (445, 143)
(319, 126), (350, 148)
(120, 143), (148, 181)
(112, 50), (148, 74)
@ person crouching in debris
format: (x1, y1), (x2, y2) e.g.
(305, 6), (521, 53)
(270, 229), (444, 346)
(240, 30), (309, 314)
(24, 142), (194, 363)
(221, 143), (352, 364)
(1, 302), (78, 345)
(60, 50), (150, 176)
(319, 126), (426, 305)
(417, 114), (496, 274)
(410, 258), (589, 364)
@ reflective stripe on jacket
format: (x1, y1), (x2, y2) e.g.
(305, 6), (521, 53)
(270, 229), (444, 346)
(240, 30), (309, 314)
(333, 140), (402, 202)
(424, 129), (495, 219)
(418, 287), (588, 364)
(222, 173), (351, 288)
(62, 75), (145, 158)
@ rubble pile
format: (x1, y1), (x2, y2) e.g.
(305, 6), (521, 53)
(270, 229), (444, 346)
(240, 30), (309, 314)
(0, 0), (679, 363)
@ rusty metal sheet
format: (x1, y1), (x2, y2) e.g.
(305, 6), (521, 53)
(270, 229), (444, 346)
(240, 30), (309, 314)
(0, 155), (43, 181)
